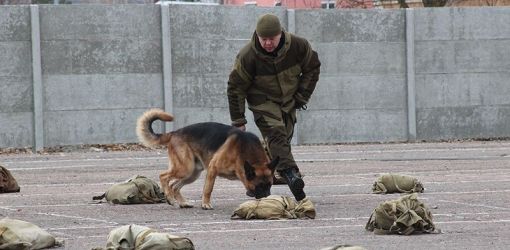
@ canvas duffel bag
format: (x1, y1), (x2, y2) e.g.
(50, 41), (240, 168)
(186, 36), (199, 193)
(231, 195), (315, 220)
(92, 224), (194, 250)
(365, 193), (436, 235)
(0, 166), (20, 193)
(93, 175), (165, 204)
(0, 217), (62, 250)
(372, 174), (424, 194)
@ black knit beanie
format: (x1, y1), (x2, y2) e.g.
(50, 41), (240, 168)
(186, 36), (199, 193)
(256, 14), (282, 37)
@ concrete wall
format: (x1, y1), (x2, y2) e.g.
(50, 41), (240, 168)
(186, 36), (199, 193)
(295, 9), (408, 143)
(39, 4), (162, 146)
(414, 7), (510, 140)
(0, 5), (509, 149)
(0, 6), (33, 148)
(166, 5), (286, 131)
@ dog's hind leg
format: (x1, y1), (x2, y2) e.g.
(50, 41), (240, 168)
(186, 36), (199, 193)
(160, 169), (178, 206)
(172, 163), (202, 208)
(161, 142), (195, 207)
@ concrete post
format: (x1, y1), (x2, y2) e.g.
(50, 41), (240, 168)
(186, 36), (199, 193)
(31, 5), (44, 152)
(287, 9), (299, 145)
(406, 9), (417, 142)
(161, 4), (174, 133)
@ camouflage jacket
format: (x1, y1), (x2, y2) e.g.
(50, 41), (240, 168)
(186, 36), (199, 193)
(227, 31), (321, 126)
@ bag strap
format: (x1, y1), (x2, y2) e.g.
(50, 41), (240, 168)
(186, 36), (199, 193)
(391, 175), (411, 193)
(131, 182), (163, 203)
(134, 229), (156, 249)
(365, 212), (378, 232)
(92, 193), (106, 201)
(399, 226), (415, 235)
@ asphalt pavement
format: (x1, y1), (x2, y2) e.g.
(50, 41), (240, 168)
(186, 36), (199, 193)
(1, 140), (510, 250)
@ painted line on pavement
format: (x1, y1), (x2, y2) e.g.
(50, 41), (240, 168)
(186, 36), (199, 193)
(8, 163), (161, 171)
(0, 206), (119, 225)
(165, 218), (510, 234)
(292, 146), (510, 155)
(6, 177), (508, 191)
(46, 212), (510, 233)
(56, 217), (510, 240)
(436, 199), (510, 211)
(3, 189), (510, 208)
(1, 156), (167, 165)
(311, 169), (510, 178)
(3, 145), (510, 165)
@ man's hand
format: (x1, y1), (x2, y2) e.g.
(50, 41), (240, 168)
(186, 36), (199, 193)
(294, 100), (307, 111)
(236, 124), (246, 131)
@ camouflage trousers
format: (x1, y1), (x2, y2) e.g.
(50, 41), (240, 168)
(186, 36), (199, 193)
(253, 109), (298, 172)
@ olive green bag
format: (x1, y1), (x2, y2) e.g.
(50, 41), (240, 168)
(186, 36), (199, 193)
(0, 166), (20, 193)
(93, 175), (165, 204)
(365, 193), (436, 235)
(92, 224), (194, 250)
(231, 195), (316, 220)
(0, 218), (62, 250)
(372, 174), (424, 194)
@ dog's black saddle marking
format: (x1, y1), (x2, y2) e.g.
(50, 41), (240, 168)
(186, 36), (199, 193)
(177, 122), (233, 152)
(176, 122), (262, 154)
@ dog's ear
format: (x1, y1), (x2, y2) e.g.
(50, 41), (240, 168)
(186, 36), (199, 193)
(267, 156), (279, 170)
(244, 161), (256, 180)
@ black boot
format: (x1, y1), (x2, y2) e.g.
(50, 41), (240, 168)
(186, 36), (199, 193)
(279, 167), (306, 201)
(274, 169), (304, 185)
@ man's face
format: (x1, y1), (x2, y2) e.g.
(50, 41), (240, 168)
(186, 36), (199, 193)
(257, 33), (282, 53)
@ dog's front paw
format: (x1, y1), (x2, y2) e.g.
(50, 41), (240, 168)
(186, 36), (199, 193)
(165, 197), (176, 206)
(201, 203), (214, 210)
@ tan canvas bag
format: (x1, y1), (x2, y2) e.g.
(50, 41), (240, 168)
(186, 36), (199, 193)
(93, 224), (194, 250)
(0, 166), (20, 193)
(92, 175), (165, 204)
(365, 193), (436, 235)
(372, 174), (424, 194)
(0, 218), (61, 250)
(231, 195), (316, 220)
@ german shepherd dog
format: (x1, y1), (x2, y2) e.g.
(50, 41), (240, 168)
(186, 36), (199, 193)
(136, 109), (278, 210)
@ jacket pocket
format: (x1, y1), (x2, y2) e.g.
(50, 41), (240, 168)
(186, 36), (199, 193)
(247, 94), (267, 106)
(252, 109), (282, 122)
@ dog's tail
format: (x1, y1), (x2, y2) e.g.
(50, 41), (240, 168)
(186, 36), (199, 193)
(136, 108), (174, 148)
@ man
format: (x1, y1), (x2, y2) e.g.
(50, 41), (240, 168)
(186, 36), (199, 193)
(227, 14), (321, 201)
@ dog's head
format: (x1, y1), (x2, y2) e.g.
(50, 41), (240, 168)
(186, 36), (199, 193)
(243, 157), (279, 199)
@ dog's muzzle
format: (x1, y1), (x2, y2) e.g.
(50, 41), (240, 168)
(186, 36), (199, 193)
(246, 189), (270, 199)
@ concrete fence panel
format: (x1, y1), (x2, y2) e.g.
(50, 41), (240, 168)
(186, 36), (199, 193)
(414, 7), (510, 140)
(167, 5), (286, 133)
(0, 6), (33, 148)
(295, 9), (408, 143)
(0, 5), (509, 149)
(38, 5), (163, 146)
